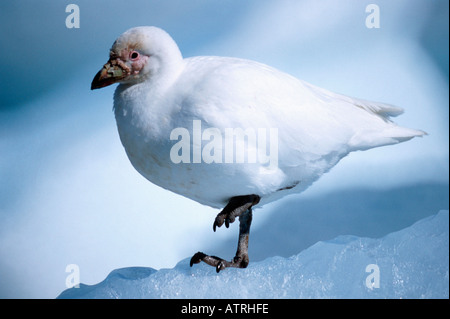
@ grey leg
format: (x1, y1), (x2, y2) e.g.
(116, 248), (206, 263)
(190, 194), (260, 273)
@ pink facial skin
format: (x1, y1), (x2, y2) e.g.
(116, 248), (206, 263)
(120, 49), (149, 76)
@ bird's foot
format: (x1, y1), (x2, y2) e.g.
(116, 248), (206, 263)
(213, 194), (260, 231)
(190, 252), (249, 273)
(190, 194), (260, 273)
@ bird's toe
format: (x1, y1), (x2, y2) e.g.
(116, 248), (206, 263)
(213, 212), (234, 231)
(190, 251), (207, 266)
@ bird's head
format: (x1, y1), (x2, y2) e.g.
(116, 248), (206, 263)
(91, 26), (182, 90)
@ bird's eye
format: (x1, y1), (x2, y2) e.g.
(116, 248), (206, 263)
(130, 51), (140, 60)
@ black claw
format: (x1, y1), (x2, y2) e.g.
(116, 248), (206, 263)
(190, 251), (206, 267)
(216, 261), (225, 273)
(213, 216), (224, 232)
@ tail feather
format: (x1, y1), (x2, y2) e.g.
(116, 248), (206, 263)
(303, 82), (426, 150)
(349, 125), (426, 151)
(342, 95), (405, 120)
(340, 94), (426, 149)
(354, 100), (404, 118)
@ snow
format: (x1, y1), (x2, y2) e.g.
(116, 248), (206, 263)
(58, 210), (449, 299)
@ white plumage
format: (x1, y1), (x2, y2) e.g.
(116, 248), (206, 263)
(92, 26), (425, 209)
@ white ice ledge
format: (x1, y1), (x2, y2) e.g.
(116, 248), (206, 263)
(58, 210), (449, 299)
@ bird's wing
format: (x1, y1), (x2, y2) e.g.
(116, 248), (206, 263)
(173, 56), (424, 170)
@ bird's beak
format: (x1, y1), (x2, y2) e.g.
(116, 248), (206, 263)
(91, 58), (130, 90)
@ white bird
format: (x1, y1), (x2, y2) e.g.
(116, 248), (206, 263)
(91, 26), (425, 272)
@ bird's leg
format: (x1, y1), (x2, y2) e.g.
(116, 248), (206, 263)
(190, 194), (260, 273)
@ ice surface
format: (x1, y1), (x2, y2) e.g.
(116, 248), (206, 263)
(58, 210), (449, 299)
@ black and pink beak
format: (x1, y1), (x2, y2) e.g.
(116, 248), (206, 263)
(91, 58), (130, 90)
